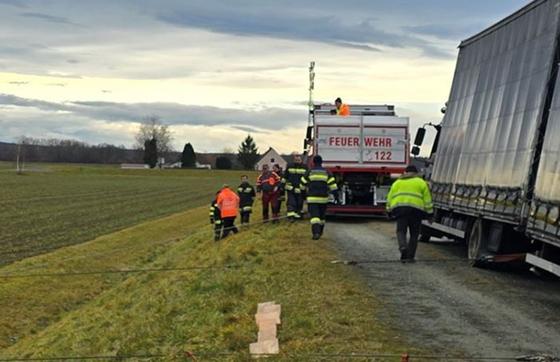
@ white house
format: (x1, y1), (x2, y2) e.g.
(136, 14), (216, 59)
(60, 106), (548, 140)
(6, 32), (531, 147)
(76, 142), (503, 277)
(255, 147), (287, 171)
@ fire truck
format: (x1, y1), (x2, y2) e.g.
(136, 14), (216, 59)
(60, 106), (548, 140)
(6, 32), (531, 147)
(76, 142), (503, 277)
(303, 104), (410, 216)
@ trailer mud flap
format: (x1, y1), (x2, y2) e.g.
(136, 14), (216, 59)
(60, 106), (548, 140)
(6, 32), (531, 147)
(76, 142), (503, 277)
(526, 253), (560, 277)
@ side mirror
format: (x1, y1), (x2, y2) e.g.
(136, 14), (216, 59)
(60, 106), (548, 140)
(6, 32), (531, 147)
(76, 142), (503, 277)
(414, 127), (426, 146)
(411, 146), (421, 156)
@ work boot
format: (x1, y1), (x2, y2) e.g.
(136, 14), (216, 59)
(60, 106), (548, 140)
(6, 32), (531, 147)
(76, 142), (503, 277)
(400, 250), (408, 263)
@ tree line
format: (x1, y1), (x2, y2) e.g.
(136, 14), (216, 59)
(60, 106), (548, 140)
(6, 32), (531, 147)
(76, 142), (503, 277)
(0, 138), (146, 164)
(0, 116), (265, 170)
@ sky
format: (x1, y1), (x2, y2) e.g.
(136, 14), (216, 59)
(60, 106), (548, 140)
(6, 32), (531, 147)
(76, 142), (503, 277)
(0, 0), (529, 154)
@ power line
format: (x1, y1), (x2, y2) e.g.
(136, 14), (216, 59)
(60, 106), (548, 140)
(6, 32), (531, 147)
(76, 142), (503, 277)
(0, 215), (292, 279)
(0, 351), (556, 361)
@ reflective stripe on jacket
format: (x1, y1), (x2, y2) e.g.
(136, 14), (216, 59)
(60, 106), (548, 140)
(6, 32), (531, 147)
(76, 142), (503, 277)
(301, 167), (338, 204)
(386, 174), (433, 214)
(282, 162), (308, 192)
(209, 200), (221, 224)
(237, 182), (256, 208)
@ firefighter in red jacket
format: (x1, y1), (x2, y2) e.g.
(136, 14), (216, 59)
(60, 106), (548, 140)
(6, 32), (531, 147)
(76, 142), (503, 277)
(256, 164), (282, 223)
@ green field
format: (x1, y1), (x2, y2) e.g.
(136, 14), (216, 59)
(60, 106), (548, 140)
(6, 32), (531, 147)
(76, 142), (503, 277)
(0, 162), (251, 265)
(0, 162), (410, 359)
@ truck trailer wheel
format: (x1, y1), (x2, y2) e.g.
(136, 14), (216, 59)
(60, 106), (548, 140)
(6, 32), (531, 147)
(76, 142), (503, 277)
(468, 218), (490, 266)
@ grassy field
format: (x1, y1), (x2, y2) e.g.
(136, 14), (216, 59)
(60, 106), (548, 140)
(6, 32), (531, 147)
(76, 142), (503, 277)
(0, 205), (409, 360)
(0, 162), (413, 359)
(0, 162), (251, 265)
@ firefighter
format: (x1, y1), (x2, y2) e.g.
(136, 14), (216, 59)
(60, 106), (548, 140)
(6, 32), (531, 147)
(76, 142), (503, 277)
(282, 154), (308, 221)
(237, 175), (256, 225)
(217, 184), (240, 238)
(330, 97), (351, 116)
(256, 164), (282, 223)
(300, 155), (338, 240)
(386, 165), (433, 262)
(209, 191), (222, 241)
(273, 164), (285, 216)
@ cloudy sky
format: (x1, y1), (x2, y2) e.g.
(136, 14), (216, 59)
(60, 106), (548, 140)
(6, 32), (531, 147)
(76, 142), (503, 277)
(0, 0), (528, 153)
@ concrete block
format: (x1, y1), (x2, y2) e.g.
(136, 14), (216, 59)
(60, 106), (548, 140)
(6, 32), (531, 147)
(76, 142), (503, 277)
(249, 339), (279, 355)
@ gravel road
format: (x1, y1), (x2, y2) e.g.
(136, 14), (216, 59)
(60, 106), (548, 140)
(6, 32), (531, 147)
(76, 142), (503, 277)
(327, 219), (560, 359)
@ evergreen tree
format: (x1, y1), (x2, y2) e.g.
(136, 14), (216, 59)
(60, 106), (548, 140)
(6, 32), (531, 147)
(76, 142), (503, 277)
(237, 135), (260, 170)
(181, 143), (196, 168)
(143, 138), (158, 168)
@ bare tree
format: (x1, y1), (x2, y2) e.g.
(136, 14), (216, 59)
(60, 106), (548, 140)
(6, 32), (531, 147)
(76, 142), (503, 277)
(134, 116), (173, 157)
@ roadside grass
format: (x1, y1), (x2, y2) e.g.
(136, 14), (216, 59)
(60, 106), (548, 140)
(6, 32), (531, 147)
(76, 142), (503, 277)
(0, 162), (252, 265)
(1, 208), (410, 359)
(0, 207), (208, 350)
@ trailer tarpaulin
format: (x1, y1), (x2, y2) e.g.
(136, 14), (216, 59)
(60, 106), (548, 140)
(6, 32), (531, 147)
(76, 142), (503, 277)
(431, 0), (560, 222)
(529, 69), (560, 245)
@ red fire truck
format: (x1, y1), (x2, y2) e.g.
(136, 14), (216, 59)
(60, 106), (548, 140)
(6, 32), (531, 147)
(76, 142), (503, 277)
(304, 104), (410, 216)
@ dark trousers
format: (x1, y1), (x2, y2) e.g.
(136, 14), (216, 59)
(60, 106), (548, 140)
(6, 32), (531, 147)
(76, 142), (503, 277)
(287, 191), (304, 219)
(240, 211), (251, 224)
(222, 217), (238, 238)
(262, 192), (280, 221)
(213, 221), (223, 241)
(308, 203), (327, 236)
(394, 207), (424, 259)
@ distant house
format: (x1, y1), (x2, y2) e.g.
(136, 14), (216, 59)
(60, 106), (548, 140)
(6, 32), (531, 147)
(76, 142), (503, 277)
(255, 147), (287, 171)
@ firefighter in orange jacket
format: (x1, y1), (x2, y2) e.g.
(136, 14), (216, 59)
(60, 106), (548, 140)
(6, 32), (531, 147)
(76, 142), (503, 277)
(330, 97), (351, 116)
(216, 184), (240, 238)
(256, 164), (282, 223)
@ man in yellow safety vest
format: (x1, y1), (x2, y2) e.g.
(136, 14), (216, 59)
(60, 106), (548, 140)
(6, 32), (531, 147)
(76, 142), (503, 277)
(387, 165), (433, 262)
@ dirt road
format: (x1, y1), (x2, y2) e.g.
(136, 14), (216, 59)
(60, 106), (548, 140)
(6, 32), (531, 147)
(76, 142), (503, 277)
(327, 220), (560, 359)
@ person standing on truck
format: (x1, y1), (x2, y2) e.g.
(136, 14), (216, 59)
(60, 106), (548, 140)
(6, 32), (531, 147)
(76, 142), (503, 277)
(282, 154), (308, 221)
(256, 164), (282, 223)
(217, 184), (240, 239)
(330, 97), (351, 116)
(237, 175), (256, 225)
(209, 191), (222, 241)
(300, 155), (338, 240)
(386, 165), (433, 262)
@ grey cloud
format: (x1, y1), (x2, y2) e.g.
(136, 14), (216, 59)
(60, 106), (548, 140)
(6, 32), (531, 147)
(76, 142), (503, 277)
(20, 12), (79, 26)
(0, 94), (305, 131)
(157, 10), (452, 58)
(0, 0), (26, 8)
(47, 83), (67, 87)
(404, 23), (484, 40)
(8, 81), (28, 85)
(230, 125), (264, 134)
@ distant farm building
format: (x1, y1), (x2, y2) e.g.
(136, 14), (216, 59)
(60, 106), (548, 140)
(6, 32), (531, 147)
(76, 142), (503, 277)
(255, 148), (287, 171)
(121, 163), (149, 169)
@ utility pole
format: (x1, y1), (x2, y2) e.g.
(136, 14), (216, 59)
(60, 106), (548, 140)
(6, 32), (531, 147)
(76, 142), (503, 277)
(308, 61), (315, 127)
(304, 61), (315, 157)
(16, 143), (21, 174)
